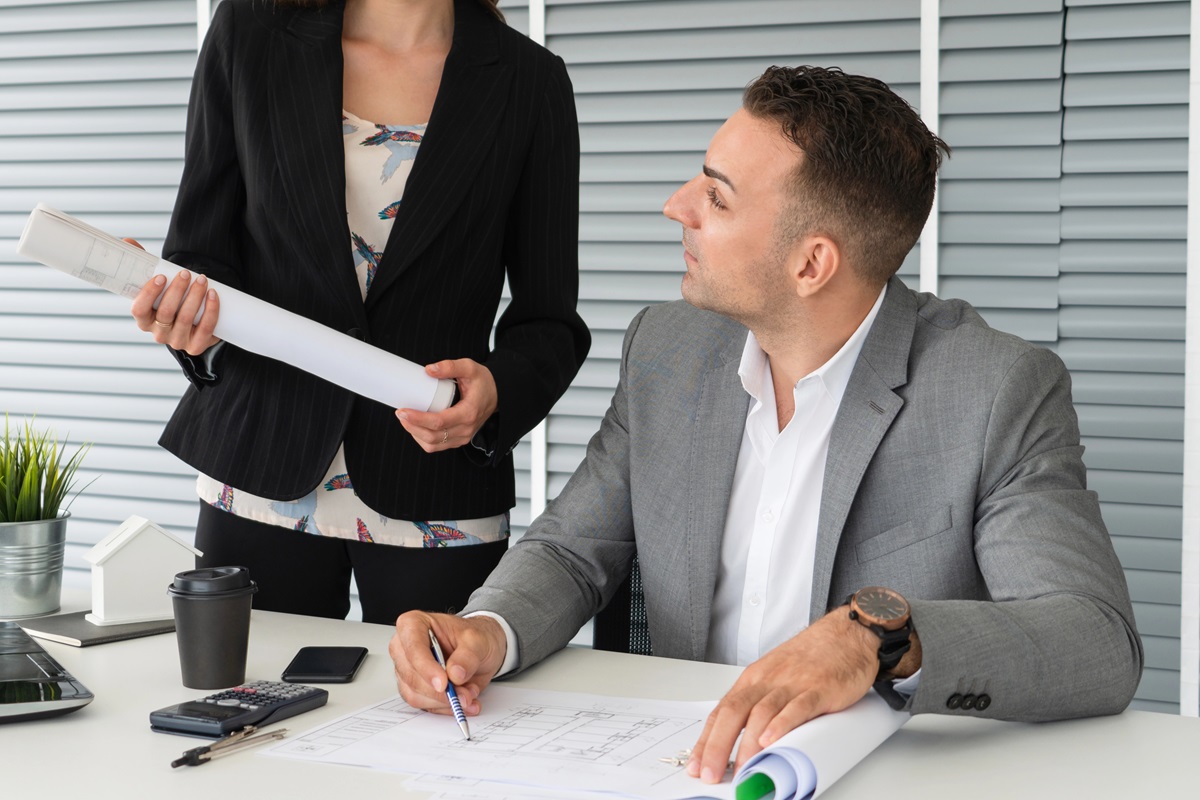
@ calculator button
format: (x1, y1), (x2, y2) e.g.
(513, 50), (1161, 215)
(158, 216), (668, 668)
(216, 698), (241, 706)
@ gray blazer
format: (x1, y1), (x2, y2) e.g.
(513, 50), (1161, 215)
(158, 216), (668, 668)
(464, 277), (1144, 722)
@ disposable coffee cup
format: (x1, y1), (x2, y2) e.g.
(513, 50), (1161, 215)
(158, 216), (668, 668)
(168, 566), (258, 689)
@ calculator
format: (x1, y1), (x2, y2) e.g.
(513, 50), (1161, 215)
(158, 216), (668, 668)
(149, 680), (329, 738)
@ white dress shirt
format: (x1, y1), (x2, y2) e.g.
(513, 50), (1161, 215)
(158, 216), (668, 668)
(705, 286), (886, 664)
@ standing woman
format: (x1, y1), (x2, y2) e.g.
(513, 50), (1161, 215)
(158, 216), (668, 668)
(129, 0), (589, 623)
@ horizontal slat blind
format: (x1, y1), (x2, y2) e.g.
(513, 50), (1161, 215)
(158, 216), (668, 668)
(0, 1), (198, 579)
(937, 0), (1064, 344)
(1061, 0), (1189, 713)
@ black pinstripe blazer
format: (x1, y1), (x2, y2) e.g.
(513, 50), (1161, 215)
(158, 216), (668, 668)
(159, 0), (589, 520)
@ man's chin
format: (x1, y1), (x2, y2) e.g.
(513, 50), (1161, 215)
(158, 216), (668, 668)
(681, 279), (721, 316)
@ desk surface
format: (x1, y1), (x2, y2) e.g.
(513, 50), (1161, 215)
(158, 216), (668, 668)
(5, 602), (1198, 799)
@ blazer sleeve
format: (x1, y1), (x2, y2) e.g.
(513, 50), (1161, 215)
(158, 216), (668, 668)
(475, 54), (590, 461)
(461, 309), (646, 670)
(161, 0), (247, 389)
(906, 346), (1144, 721)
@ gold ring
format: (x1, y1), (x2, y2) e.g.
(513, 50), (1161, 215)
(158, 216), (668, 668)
(441, 429), (449, 445)
(153, 318), (173, 329)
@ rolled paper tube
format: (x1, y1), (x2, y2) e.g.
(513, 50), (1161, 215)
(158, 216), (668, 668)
(17, 204), (456, 412)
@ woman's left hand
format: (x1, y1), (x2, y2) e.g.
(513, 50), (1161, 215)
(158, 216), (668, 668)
(395, 359), (498, 453)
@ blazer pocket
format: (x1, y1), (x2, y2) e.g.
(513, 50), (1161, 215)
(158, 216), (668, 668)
(856, 505), (953, 564)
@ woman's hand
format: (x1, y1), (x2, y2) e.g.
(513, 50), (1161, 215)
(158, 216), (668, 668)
(396, 358), (498, 452)
(126, 238), (221, 355)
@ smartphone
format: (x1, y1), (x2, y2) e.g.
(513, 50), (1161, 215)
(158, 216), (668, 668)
(281, 646), (368, 683)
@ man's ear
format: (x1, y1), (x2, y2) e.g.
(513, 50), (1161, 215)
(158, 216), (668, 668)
(788, 234), (841, 298)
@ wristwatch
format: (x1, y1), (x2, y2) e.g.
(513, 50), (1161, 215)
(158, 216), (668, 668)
(848, 586), (913, 710)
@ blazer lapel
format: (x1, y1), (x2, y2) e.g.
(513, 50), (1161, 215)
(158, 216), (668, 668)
(808, 278), (916, 621)
(366, 0), (513, 305)
(683, 333), (749, 660)
(268, 3), (366, 326)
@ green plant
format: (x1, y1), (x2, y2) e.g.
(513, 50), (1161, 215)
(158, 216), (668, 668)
(0, 415), (91, 523)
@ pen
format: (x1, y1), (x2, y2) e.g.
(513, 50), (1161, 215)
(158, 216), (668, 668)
(428, 629), (471, 740)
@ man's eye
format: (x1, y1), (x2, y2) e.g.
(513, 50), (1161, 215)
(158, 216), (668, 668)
(706, 187), (726, 210)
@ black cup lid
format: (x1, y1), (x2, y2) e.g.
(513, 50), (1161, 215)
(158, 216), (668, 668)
(171, 566), (252, 594)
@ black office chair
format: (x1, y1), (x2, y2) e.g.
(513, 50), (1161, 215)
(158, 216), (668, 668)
(592, 555), (653, 655)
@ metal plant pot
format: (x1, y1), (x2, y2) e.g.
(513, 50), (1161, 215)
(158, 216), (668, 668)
(0, 514), (68, 619)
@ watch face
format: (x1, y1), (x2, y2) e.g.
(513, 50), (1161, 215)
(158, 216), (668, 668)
(854, 587), (910, 627)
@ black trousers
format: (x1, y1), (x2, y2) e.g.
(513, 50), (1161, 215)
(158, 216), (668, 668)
(194, 501), (509, 625)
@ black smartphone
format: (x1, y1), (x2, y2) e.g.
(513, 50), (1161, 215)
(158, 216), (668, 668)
(281, 646), (368, 683)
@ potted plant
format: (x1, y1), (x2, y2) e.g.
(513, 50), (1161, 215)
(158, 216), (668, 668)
(0, 415), (90, 618)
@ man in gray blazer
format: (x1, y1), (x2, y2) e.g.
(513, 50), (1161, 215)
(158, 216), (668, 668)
(390, 65), (1143, 785)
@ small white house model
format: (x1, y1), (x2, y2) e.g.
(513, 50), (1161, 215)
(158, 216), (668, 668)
(84, 515), (202, 626)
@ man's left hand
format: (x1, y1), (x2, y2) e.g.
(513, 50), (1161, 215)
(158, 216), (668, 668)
(396, 358), (498, 452)
(687, 608), (881, 783)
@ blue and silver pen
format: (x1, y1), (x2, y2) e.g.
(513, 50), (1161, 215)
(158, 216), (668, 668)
(428, 629), (471, 740)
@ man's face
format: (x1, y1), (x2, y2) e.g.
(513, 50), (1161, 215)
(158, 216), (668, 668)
(662, 108), (803, 326)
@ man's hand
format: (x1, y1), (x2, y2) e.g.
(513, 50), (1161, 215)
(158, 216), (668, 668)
(390, 611), (508, 716)
(395, 358), (498, 453)
(688, 608), (880, 783)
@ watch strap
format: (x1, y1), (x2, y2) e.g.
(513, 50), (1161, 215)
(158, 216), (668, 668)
(871, 621), (913, 675)
(873, 677), (909, 711)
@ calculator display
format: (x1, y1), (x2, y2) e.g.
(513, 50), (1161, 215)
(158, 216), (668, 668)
(161, 702), (248, 721)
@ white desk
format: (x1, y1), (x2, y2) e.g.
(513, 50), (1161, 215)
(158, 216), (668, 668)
(6, 604), (1199, 799)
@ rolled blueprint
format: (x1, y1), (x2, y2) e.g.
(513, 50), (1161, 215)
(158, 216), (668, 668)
(732, 691), (909, 799)
(16, 204), (456, 412)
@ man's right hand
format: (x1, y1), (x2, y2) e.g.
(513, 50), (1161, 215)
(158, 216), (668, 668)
(390, 611), (508, 716)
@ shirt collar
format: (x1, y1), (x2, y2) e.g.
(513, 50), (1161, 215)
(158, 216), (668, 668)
(737, 284), (888, 407)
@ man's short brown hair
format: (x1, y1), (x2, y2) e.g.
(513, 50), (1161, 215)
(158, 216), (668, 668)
(743, 65), (949, 287)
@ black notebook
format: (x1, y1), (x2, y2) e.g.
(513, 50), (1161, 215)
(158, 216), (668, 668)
(19, 610), (174, 647)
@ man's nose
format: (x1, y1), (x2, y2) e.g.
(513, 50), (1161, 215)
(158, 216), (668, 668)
(663, 177), (697, 225)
